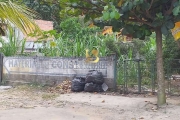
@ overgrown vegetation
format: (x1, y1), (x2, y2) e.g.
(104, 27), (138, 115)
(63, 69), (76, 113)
(39, 17), (110, 57)
(0, 27), (26, 56)
(163, 34), (180, 75)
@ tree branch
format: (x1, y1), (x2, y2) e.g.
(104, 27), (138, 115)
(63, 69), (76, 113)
(145, 11), (154, 20)
(147, 0), (154, 11)
(144, 0), (154, 20)
(165, 0), (177, 15)
(70, 5), (102, 14)
(131, 11), (153, 27)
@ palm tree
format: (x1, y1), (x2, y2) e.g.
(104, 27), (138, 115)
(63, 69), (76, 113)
(0, 0), (41, 35)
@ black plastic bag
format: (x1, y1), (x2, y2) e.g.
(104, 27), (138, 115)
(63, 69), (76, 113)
(84, 83), (94, 92)
(71, 77), (86, 92)
(85, 70), (104, 85)
(84, 82), (103, 92)
(94, 84), (103, 92)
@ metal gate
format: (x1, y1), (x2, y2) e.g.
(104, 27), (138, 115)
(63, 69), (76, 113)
(116, 58), (156, 94)
(165, 59), (180, 95)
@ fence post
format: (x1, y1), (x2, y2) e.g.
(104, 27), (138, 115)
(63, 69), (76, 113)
(123, 60), (128, 93)
(151, 60), (155, 93)
(137, 60), (141, 93)
(113, 54), (117, 91)
(0, 53), (3, 83)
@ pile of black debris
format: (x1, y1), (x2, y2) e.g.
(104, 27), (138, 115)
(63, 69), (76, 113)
(71, 70), (107, 92)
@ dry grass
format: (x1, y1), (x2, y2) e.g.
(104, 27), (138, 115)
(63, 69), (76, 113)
(41, 93), (59, 100)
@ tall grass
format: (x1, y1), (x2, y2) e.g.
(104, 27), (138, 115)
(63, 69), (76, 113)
(41, 29), (110, 57)
(0, 27), (26, 56)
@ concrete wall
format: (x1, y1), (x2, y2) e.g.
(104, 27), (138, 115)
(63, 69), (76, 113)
(3, 56), (116, 89)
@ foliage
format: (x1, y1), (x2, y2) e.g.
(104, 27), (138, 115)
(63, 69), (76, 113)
(62, 0), (180, 37)
(22, 0), (61, 32)
(39, 17), (109, 57)
(0, 27), (26, 56)
(163, 34), (180, 60)
(105, 34), (156, 61)
(163, 34), (180, 74)
(0, 0), (41, 35)
(106, 34), (156, 85)
(60, 17), (82, 38)
(142, 33), (156, 61)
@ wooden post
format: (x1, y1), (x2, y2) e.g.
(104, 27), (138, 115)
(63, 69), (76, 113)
(0, 53), (3, 83)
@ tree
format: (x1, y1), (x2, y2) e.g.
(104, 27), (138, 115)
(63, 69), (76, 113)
(0, 0), (41, 35)
(22, 0), (61, 32)
(61, 0), (180, 106)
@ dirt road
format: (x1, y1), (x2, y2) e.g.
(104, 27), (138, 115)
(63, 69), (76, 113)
(0, 85), (180, 120)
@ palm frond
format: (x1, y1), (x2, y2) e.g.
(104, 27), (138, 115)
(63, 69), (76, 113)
(0, 0), (42, 35)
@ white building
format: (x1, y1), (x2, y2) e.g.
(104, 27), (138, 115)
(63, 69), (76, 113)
(0, 20), (54, 54)
(24, 20), (54, 54)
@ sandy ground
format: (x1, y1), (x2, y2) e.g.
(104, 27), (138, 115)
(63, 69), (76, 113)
(0, 85), (180, 120)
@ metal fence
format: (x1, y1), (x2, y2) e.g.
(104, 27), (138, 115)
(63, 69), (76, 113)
(165, 59), (180, 95)
(115, 58), (180, 95)
(116, 59), (156, 94)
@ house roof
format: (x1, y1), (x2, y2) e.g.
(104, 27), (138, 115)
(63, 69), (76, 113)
(34, 20), (53, 31)
(26, 20), (54, 42)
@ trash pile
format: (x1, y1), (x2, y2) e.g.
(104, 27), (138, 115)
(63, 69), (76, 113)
(71, 70), (108, 92)
(48, 70), (108, 94)
(48, 80), (72, 94)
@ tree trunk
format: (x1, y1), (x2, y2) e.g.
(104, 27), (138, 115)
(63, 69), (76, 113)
(155, 27), (166, 106)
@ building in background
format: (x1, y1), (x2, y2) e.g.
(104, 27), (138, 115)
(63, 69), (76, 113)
(0, 19), (54, 55)
(25, 20), (54, 54)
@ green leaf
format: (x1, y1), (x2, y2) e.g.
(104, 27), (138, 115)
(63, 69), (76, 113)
(121, 6), (129, 12)
(128, 2), (133, 10)
(162, 0), (169, 3)
(132, 25), (139, 31)
(173, 6), (180, 16)
(110, 11), (115, 19)
(84, 14), (91, 21)
(139, 35), (145, 40)
(133, 1), (137, 5)
(164, 15), (171, 20)
(135, 31), (143, 38)
(141, 2), (150, 10)
(165, 20), (175, 29)
(145, 30), (152, 36)
(173, 1), (179, 7)
(126, 25), (134, 34)
(156, 12), (163, 19)
(152, 20), (162, 27)
(104, 5), (108, 10)
(114, 11), (120, 19)
(111, 4), (116, 10)
(121, 11), (129, 19)
(124, 2), (128, 6)
(71, 2), (78, 7)
(102, 11), (110, 20)
(122, 28), (128, 35)
(139, 0), (144, 4)
(111, 20), (122, 31)
(161, 25), (169, 35)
